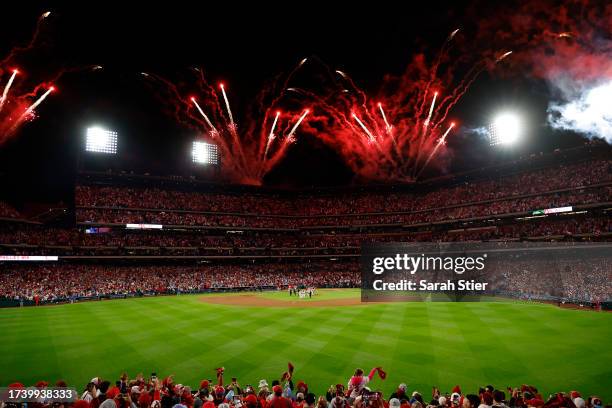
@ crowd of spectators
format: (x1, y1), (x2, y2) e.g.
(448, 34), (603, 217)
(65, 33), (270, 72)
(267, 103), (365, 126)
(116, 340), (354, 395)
(488, 258), (611, 302)
(1, 216), (610, 257)
(1, 251), (610, 303)
(0, 263), (360, 303)
(1, 362), (607, 408)
(0, 200), (20, 219)
(1, 156), (610, 305)
(75, 159), (611, 217)
(1, 158), (609, 255)
(374, 252), (611, 303)
(74, 187), (611, 228)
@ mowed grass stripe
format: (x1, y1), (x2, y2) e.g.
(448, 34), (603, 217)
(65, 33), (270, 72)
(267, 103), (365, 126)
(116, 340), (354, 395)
(168, 305), (335, 386)
(234, 307), (365, 383)
(180, 309), (322, 376)
(424, 303), (488, 389)
(452, 302), (537, 388)
(404, 302), (443, 390)
(303, 304), (392, 386)
(480, 302), (612, 396)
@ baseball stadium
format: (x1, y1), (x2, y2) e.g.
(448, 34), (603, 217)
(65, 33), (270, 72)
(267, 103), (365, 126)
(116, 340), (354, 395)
(0, 4), (611, 408)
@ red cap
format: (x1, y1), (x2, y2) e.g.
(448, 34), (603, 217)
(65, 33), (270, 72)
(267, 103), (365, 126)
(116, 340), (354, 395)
(452, 386), (461, 394)
(214, 385), (225, 394)
(200, 380), (210, 389)
(36, 381), (49, 388)
(8, 383), (25, 389)
(107, 386), (120, 400)
(245, 395), (258, 405)
(74, 400), (90, 408)
(272, 385), (283, 394)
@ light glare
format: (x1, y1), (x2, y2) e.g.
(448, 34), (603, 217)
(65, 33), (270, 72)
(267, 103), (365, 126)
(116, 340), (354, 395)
(490, 112), (522, 145)
(192, 141), (219, 164)
(86, 127), (118, 154)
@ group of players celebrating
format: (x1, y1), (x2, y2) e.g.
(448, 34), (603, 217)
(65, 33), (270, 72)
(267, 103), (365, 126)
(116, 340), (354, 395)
(288, 285), (316, 299)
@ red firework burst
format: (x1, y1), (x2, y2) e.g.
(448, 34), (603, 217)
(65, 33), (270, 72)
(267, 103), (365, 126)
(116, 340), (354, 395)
(143, 66), (311, 185)
(0, 12), (58, 146)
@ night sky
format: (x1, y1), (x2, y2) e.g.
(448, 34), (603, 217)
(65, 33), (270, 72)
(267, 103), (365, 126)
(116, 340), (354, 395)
(0, 2), (592, 204)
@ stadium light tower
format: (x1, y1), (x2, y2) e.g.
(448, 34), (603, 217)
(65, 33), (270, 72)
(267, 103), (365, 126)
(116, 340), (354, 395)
(489, 112), (523, 146)
(85, 127), (118, 154)
(192, 141), (219, 165)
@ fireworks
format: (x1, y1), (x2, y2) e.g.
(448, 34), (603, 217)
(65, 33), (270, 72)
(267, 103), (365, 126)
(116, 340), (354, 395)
(0, 69), (18, 113)
(190, 96), (217, 133)
(269, 110), (281, 141)
(287, 109), (310, 142)
(0, 14), (58, 145)
(416, 122), (455, 178)
(146, 25), (492, 183)
(8, 84), (55, 134)
(24, 86), (54, 116)
(377, 103), (392, 133)
(274, 26), (498, 182)
(495, 51), (513, 63)
(424, 91), (438, 127)
(263, 110), (281, 160)
(474, 0), (611, 143)
(276, 1), (608, 183)
(146, 60), (314, 184)
(0, 70), (56, 142)
(219, 83), (234, 126)
(351, 112), (376, 143)
(145, 0), (609, 184)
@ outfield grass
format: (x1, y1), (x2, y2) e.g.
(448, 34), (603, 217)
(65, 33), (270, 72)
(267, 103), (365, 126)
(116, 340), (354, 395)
(1, 289), (610, 400)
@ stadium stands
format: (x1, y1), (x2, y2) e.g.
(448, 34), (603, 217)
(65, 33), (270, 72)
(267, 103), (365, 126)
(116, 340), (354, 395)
(1, 368), (605, 408)
(73, 160), (611, 215)
(1, 150), (610, 306)
(1, 255), (610, 305)
(0, 200), (20, 219)
(0, 263), (359, 304)
(1, 148), (611, 399)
